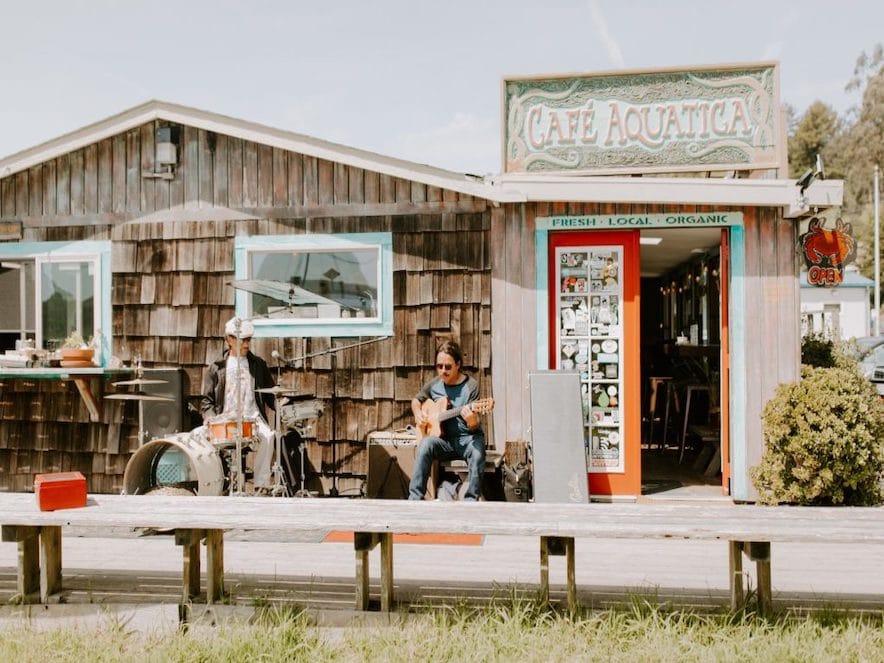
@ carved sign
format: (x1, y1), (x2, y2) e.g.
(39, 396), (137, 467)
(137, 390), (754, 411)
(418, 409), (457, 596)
(503, 63), (781, 175)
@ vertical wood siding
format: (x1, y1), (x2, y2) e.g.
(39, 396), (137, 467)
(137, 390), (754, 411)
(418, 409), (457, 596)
(492, 203), (800, 497)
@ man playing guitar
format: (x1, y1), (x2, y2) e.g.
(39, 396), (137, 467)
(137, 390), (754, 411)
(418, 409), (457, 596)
(408, 339), (492, 501)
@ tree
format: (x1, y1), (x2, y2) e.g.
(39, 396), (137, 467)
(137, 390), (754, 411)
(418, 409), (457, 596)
(787, 101), (841, 179)
(834, 45), (884, 276)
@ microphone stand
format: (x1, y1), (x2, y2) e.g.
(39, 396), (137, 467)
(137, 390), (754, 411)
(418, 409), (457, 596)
(278, 337), (384, 497)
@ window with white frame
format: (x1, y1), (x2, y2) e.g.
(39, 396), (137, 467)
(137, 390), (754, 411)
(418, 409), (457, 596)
(233, 233), (393, 338)
(0, 241), (112, 363)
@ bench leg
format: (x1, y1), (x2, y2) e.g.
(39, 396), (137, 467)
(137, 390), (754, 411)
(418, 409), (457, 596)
(540, 536), (577, 611)
(730, 541), (772, 616)
(354, 532), (380, 611)
(729, 540), (744, 609)
(176, 529), (204, 601)
(747, 542), (772, 617)
(563, 537), (576, 613)
(379, 533), (394, 612)
(205, 529), (224, 604)
(2, 526), (40, 603)
(40, 526), (63, 602)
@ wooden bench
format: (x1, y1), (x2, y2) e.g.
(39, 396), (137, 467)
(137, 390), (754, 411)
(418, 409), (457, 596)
(1, 493), (883, 615)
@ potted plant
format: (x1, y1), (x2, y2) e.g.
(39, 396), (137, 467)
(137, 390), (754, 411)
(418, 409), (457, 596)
(59, 331), (95, 366)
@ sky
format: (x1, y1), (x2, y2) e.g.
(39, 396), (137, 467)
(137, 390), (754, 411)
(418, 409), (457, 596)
(1, 0), (881, 175)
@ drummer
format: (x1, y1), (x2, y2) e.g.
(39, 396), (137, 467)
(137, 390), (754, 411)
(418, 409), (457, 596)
(200, 317), (276, 492)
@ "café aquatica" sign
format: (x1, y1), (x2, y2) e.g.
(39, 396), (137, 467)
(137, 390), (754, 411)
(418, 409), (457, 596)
(503, 62), (781, 175)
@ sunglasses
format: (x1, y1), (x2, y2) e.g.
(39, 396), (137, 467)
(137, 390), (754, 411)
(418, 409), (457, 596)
(436, 363), (454, 370)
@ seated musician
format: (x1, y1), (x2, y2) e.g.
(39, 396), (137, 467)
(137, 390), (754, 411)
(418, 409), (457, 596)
(200, 317), (276, 491)
(409, 339), (486, 501)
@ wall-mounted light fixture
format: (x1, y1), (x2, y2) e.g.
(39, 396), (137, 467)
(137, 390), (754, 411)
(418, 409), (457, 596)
(143, 125), (179, 180)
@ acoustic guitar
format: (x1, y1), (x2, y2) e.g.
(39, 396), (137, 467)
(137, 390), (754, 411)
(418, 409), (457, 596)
(417, 397), (495, 438)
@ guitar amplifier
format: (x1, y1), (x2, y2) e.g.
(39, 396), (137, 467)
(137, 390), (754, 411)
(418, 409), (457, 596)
(366, 431), (435, 499)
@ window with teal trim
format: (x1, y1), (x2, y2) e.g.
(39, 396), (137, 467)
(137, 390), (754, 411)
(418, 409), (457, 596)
(234, 233), (393, 338)
(0, 241), (112, 362)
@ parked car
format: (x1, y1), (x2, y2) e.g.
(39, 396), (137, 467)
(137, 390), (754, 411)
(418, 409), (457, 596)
(847, 336), (884, 396)
(854, 336), (884, 381)
(870, 364), (884, 397)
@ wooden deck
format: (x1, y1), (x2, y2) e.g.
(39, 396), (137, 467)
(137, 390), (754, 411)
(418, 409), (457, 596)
(2, 494), (883, 614)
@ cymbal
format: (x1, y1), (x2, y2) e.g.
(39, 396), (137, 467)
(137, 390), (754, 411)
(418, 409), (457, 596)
(112, 378), (168, 387)
(229, 279), (339, 306)
(105, 392), (174, 402)
(255, 385), (302, 396)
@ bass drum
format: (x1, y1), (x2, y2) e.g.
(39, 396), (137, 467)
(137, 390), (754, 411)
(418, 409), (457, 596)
(122, 431), (225, 496)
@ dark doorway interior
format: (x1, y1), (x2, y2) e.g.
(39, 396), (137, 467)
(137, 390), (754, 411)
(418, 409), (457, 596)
(638, 228), (723, 495)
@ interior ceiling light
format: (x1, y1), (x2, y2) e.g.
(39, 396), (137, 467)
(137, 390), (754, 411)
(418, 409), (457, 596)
(640, 237), (663, 245)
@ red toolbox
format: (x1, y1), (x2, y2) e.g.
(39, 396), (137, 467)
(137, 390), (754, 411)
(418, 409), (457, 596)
(34, 472), (87, 511)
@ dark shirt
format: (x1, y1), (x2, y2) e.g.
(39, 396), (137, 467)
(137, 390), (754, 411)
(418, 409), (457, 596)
(200, 351), (275, 423)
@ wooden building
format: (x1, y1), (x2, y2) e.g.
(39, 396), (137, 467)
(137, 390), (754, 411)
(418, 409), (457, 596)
(0, 63), (843, 501)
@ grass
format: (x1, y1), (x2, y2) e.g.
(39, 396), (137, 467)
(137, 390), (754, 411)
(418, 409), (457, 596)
(1, 600), (883, 662)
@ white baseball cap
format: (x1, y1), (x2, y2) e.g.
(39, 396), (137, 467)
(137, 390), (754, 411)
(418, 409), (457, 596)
(224, 317), (255, 339)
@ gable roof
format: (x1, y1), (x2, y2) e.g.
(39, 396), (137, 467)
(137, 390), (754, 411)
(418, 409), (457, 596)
(0, 99), (842, 214)
(0, 99), (516, 202)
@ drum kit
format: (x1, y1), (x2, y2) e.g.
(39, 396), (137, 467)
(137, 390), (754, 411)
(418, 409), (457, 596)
(120, 299), (381, 498)
(118, 354), (324, 498)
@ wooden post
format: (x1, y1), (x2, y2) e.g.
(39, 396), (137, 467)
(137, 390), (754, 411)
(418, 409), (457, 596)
(39, 526), (63, 602)
(745, 542), (772, 617)
(2, 526), (40, 603)
(379, 533), (394, 612)
(354, 532), (379, 611)
(540, 536), (577, 611)
(72, 378), (100, 422)
(204, 529), (224, 604)
(729, 540), (744, 610)
(563, 536), (576, 613)
(175, 529), (203, 601)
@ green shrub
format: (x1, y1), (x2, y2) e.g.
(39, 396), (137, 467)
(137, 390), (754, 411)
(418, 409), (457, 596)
(801, 333), (836, 368)
(752, 365), (884, 505)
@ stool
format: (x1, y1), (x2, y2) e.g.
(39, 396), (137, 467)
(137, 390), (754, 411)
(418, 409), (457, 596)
(679, 384), (711, 463)
(644, 377), (672, 449)
(688, 424), (721, 476)
(437, 450), (504, 500)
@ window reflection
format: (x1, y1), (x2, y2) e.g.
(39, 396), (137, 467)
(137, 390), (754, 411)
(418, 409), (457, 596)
(41, 261), (95, 348)
(247, 248), (379, 320)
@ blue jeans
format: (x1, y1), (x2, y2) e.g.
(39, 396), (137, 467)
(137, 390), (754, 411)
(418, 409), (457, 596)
(408, 433), (486, 500)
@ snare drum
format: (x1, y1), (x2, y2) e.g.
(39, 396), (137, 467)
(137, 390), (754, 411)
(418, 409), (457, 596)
(208, 417), (255, 441)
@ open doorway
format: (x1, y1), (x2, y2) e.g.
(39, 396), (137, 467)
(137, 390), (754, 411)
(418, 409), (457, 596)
(639, 227), (726, 497)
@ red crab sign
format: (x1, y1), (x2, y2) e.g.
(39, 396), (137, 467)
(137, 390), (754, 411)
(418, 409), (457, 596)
(798, 217), (856, 287)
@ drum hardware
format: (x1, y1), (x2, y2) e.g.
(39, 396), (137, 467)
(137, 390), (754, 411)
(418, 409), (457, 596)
(112, 378), (169, 387)
(273, 337), (384, 497)
(228, 317), (251, 496)
(105, 392), (174, 401)
(255, 385), (303, 397)
(108, 356), (171, 446)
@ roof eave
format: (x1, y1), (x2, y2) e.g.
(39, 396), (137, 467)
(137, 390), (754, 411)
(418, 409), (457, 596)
(487, 175), (843, 212)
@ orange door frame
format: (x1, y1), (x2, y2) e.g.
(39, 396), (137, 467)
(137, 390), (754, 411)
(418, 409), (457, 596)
(548, 230), (641, 496)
